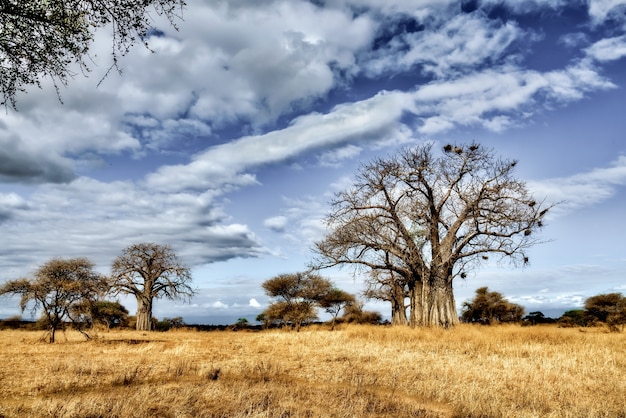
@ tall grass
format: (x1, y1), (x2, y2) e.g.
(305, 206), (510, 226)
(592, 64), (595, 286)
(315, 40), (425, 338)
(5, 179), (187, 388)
(0, 324), (623, 417)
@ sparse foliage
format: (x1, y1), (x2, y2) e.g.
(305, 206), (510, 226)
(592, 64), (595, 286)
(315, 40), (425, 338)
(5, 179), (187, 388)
(314, 142), (553, 327)
(0, 0), (185, 108)
(109, 243), (193, 331)
(461, 287), (524, 324)
(0, 257), (108, 342)
(318, 288), (356, 330)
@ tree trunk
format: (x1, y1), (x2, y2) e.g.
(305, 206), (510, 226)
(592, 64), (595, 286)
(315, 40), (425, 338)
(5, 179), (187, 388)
(136, 296), (153, 331)
(390, 283), (408, 326)
(409, 272), (459, 328)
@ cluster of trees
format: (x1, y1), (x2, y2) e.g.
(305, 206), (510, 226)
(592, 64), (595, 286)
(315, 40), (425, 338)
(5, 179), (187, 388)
(258, 271), (380, 331)
(559, 293), (626, 331)
(460, 287), (626, 332)
(0, 243), (193, 342)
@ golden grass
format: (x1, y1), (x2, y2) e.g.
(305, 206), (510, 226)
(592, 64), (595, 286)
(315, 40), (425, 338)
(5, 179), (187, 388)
(0, 324), (624, 417)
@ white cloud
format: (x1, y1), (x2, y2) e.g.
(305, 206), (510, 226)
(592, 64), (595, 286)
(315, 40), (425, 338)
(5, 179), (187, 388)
(585, 35), (626, 62)
(529, 155), (626, 214)
(364, 13), (525, 78)
(0, 176), (268, 277)
(249, 298), (261, 308)
(212, 301), (229, 309)
(146, 90), (412, 192)
(588, 0), (626, 25)
(264, 216), (289, 233)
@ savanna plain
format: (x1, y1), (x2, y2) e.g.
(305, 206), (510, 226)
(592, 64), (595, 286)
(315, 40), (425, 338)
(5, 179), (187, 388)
(0, 324), (624, 418)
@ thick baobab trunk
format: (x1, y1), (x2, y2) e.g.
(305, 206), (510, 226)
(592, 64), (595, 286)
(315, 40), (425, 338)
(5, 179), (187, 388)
(409, 273), (459, 328)
(136, 296), (153, 331)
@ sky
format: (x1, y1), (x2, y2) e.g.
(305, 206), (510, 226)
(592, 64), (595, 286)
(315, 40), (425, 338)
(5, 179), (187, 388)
(1, 0), (626, 324)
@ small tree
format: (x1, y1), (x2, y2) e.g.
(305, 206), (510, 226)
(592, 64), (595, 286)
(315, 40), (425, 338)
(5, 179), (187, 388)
(557, 310), (589, 327)
(318, 288), (356, 330)
(109, 243), (194, 331)
(261, 272), (333, 331)
(461, 287), (525, 324)
(0, 258), (108, 342)
(341, 300), (383, 325)
(584, 293), (626, 332)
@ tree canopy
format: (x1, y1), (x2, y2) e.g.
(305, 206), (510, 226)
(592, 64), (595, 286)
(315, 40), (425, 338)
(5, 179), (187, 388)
(261, 272), (334, 331)
(461, 287), (525, 324)
(0, 0), (185, 108)
(109, 242), (193, 331)
(0, 257), (108, 342)
(584, 293), (626, 332)
(314, 142), (553, 327)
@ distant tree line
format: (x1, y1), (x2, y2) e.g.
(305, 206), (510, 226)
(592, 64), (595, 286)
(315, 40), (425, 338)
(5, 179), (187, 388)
(557, 293), (626, 332)
(459, 286), (626, 332)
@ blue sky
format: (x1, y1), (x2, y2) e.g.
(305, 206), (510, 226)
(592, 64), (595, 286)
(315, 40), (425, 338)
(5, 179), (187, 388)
(1, 0), (626, 324)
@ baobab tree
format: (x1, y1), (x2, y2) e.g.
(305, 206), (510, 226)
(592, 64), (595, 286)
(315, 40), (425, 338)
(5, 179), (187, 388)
(109, 243), (193, 331)
(314, 142), (554, 328)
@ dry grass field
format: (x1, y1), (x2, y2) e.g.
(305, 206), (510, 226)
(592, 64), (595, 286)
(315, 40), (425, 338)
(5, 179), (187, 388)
(0, 324), (624, 418)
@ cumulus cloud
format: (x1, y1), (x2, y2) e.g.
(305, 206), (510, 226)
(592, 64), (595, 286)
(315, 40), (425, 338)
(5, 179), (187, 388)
(264, 216), (289, 233)
(249, 298), (261, 308)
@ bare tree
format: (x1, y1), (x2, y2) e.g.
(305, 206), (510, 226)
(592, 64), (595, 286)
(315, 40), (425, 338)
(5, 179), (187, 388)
(314, 142), (554, 328)
(1, 0), (185, 108)
(109, 243), (193, 331)
(363, 268), (408, 326)
(0, 257), (107, 342)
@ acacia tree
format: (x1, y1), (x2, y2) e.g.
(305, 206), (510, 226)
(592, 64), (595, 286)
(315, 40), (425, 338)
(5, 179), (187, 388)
(109, 243), (193, 331)
(1, 0), (185, 108)
(584, 293), (626, 332)
(261, 272), (333, 331)
(318, 288), (355, 330)
(314, 143), (553, 328)
(0, 257), (108, 342)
